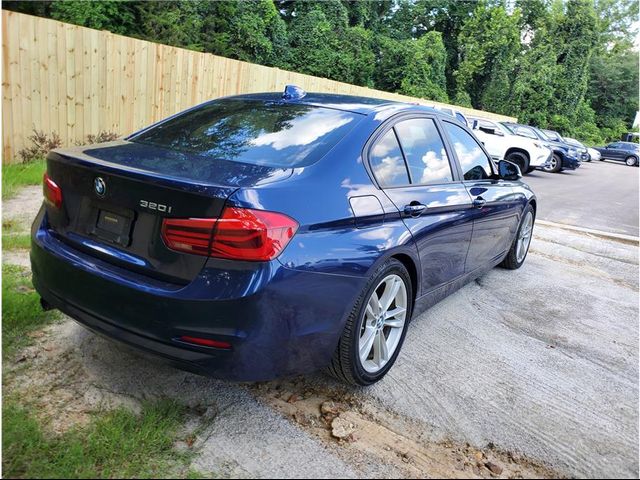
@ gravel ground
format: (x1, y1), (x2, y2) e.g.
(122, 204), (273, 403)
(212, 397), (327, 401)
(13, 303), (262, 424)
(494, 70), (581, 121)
(3, 186), (638, 478)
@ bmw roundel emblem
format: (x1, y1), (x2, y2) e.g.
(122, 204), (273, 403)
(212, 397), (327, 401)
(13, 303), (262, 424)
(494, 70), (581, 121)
(94, 177), (106, 197)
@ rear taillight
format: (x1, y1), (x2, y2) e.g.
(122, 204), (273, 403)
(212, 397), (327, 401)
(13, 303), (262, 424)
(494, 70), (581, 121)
(161, 218), (217, 255)
(160, 207), (298, 261)
(43, 172), (62, 209)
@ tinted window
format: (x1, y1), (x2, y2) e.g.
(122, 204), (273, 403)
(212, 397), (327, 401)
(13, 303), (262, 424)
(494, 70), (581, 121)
(370, 130), (410, 187)
(509, 125), (537, 139)
(394, 119), (452, 185)
(130, 99), (361, 168)
(443, 122), (493, 180)
(542, 130), (561, 141)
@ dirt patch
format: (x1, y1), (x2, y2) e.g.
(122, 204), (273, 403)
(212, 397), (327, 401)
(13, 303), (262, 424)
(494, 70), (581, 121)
(252, 378), (561, 479)
(2, 249), (30, 268)
(3, 185), (42, 227)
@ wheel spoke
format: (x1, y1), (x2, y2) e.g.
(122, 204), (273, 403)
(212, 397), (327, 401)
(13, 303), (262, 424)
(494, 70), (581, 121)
(368, 291), (381, 317)
(384, 306), (406, 322)
(373, 330), (389, 367)
(359, 326), (376, 362)
(379, 277), (401, 313)
(384, 317), (405, 328)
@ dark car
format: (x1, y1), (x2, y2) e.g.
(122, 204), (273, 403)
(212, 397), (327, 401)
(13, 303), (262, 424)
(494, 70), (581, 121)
(32, 86), (536, 386)
(563, 137), (591, 162)
(541, 129), (590, 164)
(501, 122), (581, 173)
(593, 141), (639, 167)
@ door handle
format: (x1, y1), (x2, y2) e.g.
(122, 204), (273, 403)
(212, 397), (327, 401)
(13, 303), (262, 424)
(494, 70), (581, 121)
(472, 196), (486, 208)
(403, 203), (426, 217)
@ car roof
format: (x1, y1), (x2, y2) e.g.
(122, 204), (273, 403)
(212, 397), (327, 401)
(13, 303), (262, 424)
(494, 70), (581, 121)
(230, 92), (439, 116)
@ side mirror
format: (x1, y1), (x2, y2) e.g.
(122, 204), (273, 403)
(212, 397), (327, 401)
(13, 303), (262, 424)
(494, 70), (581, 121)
(498, 159), (521, 180)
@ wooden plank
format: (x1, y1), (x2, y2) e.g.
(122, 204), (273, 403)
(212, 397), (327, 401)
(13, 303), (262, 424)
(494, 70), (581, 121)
(2, 11), (15, 160)
(18, 13), (34, 154)
(73, 25), (83, 145)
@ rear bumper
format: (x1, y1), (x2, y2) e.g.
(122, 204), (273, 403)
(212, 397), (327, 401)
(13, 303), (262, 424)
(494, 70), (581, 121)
(31, 208), (364, 381)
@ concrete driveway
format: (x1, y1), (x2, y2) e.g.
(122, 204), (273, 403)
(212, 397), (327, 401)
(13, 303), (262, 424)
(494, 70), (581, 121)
(523, 160), (639, 236)
(6, 218), (638, 478)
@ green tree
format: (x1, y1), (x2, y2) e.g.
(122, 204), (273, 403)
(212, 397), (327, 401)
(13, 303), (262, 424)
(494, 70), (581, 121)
(546, 0), (599, 116)
(454, 1), (521, 113)
(134, 1), (204, 51)
(49, 0), (136, 35)
(227, 0), (289, 68)
(399, 32), (449, 102)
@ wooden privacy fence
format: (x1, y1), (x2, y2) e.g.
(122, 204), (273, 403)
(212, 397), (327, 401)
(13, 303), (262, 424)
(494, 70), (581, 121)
(2, 10), (516, 163)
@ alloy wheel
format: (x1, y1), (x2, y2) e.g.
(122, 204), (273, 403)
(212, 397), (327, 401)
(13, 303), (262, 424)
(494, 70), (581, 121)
(516, 211), (534, 263)
(359, 274), (407, 373)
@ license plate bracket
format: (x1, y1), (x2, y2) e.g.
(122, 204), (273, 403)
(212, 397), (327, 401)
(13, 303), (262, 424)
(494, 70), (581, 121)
(90, 207), (134, 247)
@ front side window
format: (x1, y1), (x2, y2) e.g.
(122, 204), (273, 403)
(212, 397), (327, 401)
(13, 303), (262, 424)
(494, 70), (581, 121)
(394, 118), (453, 185)
(443, 121), (493, 181)
(369, 130), (410, 187)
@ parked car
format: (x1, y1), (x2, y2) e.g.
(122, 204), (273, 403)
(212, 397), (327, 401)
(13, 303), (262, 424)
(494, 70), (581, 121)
(501, 122), (581, 173)
(542, 129), (590, 163)
(563, 137), (591, 162)
(593, 141), (640, 166)
(587, 147), (601, 162)
(432, 105), (470, 127)
(468, 117), (552, 174)
(32, 86), (537, 386)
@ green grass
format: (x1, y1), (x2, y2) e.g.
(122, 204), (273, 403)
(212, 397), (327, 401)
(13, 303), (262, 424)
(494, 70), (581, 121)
(3, 399), (190, 478)
(2, 264), (57, 357)
(2, 158), (46, 199)
(2, 232), (31, 250)
(2, 218), (31, 251)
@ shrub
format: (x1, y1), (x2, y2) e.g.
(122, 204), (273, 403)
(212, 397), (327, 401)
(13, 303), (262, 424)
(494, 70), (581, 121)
(17, 130), (62, 163)
(80, 131), (120, 145)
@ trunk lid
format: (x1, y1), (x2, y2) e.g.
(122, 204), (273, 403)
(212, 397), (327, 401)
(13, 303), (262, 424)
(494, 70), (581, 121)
(44, 141), (292, 284)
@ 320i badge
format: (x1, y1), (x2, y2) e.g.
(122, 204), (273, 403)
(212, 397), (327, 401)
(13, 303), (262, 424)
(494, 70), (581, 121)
(31, 86), (536, 385)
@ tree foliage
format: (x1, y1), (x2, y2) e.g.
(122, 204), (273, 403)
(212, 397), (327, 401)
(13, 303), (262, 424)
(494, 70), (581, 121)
(3, 0), (638, 143)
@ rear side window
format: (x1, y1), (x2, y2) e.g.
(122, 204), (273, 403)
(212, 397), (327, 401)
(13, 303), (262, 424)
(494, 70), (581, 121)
(129, 99), (361, 168)
(443, 121), (493, 181)
(394, 119), (453, 185)
(369, 130), (410, 187)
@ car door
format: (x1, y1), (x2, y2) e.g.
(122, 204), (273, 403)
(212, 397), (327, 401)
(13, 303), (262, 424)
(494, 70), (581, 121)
(367, 115), (474, 295)
(440, 120), (522, 273)
(605, 142), (625, 160)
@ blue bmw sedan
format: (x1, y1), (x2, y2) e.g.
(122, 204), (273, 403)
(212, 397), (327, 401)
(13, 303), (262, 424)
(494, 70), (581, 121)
(31, 86), (536, 385)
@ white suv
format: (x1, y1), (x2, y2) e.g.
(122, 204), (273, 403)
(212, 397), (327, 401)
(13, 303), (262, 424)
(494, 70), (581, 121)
(468, 117), (552, 174)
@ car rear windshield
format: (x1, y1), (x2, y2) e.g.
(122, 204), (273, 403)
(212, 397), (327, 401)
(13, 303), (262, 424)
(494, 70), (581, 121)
(129, 99), (362, 168)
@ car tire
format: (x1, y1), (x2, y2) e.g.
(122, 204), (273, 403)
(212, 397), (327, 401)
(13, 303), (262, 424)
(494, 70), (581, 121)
(506, 152), (530, 175)
(327, 258), (413, 386)
(500, 204), (535, 270)
(625, 156), (638, 167)
(543, 153), (562, 173)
